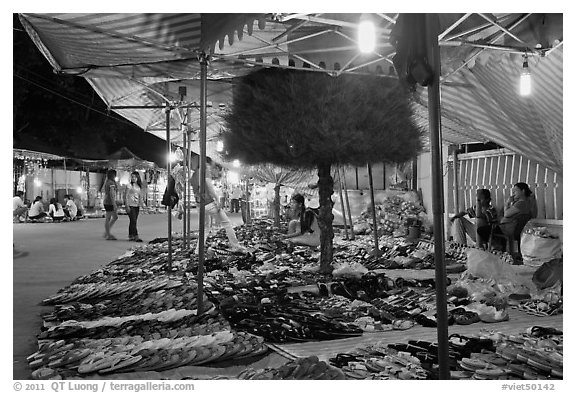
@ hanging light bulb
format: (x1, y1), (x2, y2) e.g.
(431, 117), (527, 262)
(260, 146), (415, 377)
(232, 159), (241, 168)
(519, 54), (531, 96)
(358, 14), (376, 53)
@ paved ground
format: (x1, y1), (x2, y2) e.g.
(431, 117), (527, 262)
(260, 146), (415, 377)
(11, 210), (244, 380)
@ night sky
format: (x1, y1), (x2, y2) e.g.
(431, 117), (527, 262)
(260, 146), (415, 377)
(12, 14), (170, 168)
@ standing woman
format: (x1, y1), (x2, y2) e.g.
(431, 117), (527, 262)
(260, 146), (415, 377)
(124, 171), (145, 242)
(103, 169), (118, 240)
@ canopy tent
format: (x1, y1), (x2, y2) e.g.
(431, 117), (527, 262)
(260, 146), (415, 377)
(80, 147), (158, 171)
(19, 13), (563, 173)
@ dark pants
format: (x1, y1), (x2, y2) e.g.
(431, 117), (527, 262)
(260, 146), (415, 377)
(230, 198), (240, 213)
(127, 206), (140, 238)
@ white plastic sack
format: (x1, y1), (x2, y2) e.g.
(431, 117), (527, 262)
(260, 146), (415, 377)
(466, 249), (518, 283)
(332, 261), (368, 279)
(520, 233), (562, 266)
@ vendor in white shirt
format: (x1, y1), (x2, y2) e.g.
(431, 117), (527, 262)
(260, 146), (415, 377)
(63, 194), (78, 220)
(13, 191), (28, 222)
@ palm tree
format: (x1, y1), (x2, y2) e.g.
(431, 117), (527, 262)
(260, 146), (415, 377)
(222, 68), (422, 274)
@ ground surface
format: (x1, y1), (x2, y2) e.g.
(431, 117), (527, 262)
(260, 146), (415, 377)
(11, 210), (244, 380)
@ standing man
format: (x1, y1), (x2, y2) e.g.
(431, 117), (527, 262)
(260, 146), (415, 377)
(13, 191), (28, 222)
(230, 185), (241, 213)
(102, 169), (118, 240)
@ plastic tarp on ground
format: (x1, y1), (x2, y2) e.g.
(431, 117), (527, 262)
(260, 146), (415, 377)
(19, 13), (563, 173)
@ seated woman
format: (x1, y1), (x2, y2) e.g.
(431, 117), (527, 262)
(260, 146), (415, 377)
(28, 196), (48, 221)
(496, 182), (537, 252)
(450, 189), (498, 249)
(281, 193), (320, 247)
(48, 198), (66, 222)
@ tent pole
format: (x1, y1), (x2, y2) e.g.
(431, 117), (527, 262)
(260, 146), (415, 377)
(166, 106), (173, 270)
(63, 158), (68, 194)
(196, 53), (209, 315)
(452, 145), (460, 215)
(341, 165), (355, 240)
(336, 165), (349, 240)
(426, 13), (450, 380)
(182, 129), (188, 249)
(367, 163), (380, 256)
(187, 127), (192, 249)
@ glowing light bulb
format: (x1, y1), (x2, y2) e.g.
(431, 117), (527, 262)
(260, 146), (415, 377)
(76, 186), (83, 193)
(358, 19), (376, 53)
(216, 140), (224, 152)
(232, 159), (241, 168)
(519, 58), (531, 96)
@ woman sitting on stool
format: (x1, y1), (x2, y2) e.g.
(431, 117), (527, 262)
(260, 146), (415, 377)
(496, 182), (537, 254)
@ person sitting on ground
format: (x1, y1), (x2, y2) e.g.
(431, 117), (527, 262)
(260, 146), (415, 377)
(13, 191), (28, 222)
(281, 193), (321, 247)
(28, 196), (48, 221)
(63, 194), (78, 220)
(450, 188), (498, 249)
(496, 182), (538, 253)
(73, 196), (85, 219)
(48, 198), (66, 222)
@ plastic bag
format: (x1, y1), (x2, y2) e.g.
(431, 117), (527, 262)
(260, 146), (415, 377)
(332, 261), (368, 279)
(466, 249), (518, 283)
(520, 230), (562, 266)
(532, 258), (562, 290)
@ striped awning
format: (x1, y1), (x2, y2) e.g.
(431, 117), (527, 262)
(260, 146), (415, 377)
(19, 13), (563, 173)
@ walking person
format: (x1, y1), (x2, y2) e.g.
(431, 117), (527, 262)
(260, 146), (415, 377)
(102, 169), (119, 240)
(191, 157), (246, 254)
(230, 185), (241, 213)
(124, 171), (145, 242)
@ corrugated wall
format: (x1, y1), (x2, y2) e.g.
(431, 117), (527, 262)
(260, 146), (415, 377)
(447, 149), (562, 220)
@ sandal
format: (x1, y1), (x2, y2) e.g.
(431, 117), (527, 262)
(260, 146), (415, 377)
(391, 319), (415, 330)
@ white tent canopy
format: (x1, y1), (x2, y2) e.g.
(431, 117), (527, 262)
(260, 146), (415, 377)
(20, 13), (563, 173)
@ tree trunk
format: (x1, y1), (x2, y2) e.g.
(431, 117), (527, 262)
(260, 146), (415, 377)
(273, 184), (281, 228)
(317, 162), (334, 274)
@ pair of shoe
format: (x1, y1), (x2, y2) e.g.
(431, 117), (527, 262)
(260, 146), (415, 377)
(129, 236), (143, 242)
(105, 234), (117, 240)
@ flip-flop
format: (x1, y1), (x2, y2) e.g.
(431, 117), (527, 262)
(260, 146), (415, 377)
(48, 348), (91, 368)
(98, 355), (143, 374)
(193, 345), (227, 365)
(31, 367), (61, 380)
(77, 354), (115, 374)
(391, 319), (415, 330)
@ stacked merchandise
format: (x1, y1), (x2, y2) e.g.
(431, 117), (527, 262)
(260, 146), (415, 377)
(321, 327), (562, 380)
(236, 355), (346, 380)
(29, 245), (269, 380)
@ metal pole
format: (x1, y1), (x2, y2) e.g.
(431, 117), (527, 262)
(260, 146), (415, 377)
(426, 13), (450, 380)
(452, 145), (461, 214)
(341, 165), (355, 240)
(63, 158), (68, 194)
(166, 106), (173, 270)
(196, 53), (209, 315)
(187, 127), (192, 248)
(182, 130), (188, 249)
(336, 165), (349, 240)
(367, 163), (379, 256)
